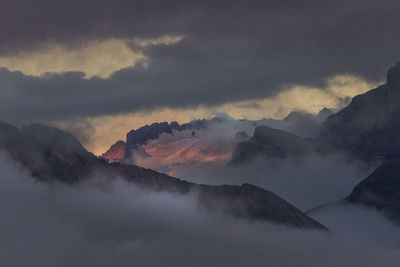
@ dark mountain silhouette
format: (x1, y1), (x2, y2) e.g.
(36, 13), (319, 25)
(0, 122), (325, 229)
(308, 160), (400, 224)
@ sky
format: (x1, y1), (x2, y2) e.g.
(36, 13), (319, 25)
(0, 0), (398, 152)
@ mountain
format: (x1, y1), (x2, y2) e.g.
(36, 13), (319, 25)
(102, 112), (332, 172)
(229, 108), (335, 165)
(232, 62), (400, 165)
(0, 121), (325, 229)
(345, 160), (400, 221)
(101, 140), (126, 163)
(307, 159), (400, 224)
(0, 122), (100, 183)
(124, 119), (211, 158)
(230, 126), (313, 164)
(302, 62), (400, 224)
(101, 118), (260, 174)
(283, 108), (334, 137)
(101, 118), (236, 172)
(319, 62), (400, 162)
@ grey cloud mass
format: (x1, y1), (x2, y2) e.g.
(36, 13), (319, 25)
(1, 152), (400, 267)
(0, 0), (399, 124)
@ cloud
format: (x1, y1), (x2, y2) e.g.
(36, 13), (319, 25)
(0, 151), (399, 266)
(210, 74), (380, 119)
(174, 152), (377, 211)
(52, 74), (378, 154)
(0, 36), (184, 78)
(0, 0), (397, 129)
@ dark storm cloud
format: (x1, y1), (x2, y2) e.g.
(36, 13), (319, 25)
(0, 0), (399, 123)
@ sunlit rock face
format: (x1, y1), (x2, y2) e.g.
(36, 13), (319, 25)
(134, 126), (239, 175)
(101, 140), (126, 163)
(102, 118), (255, 175)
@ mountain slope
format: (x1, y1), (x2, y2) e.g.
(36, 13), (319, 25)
(345, 160), (400, 221)
(0, 122), (325, 229)
(308, 160), (400, 224)
(319, 62), (400, 161)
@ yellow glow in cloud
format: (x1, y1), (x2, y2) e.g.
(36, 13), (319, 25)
(55, 74), (381, 155)
(221, 75), (381, 120)
(0, 36), (184, 78)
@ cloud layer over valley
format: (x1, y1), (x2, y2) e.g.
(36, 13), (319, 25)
(0, 152), (399, 267)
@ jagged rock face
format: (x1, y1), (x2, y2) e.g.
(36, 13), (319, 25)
(319, 63), (400, 162)
(230, 126), (313, 164)
(0, 122), (325, 229)
(125, 120), (209, 157)
(346, 160), (400, 221)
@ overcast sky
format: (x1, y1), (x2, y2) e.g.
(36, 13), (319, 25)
(0, 0), (398, 140)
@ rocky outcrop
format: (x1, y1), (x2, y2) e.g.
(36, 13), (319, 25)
(0, 122), (325, 230)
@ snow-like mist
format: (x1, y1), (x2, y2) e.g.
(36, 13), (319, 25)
(174, 152), (375, 211)
(1, 152), (400, 267)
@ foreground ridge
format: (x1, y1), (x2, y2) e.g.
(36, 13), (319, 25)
(0, 122), (326, 230)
